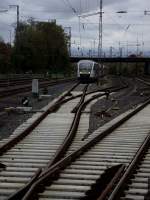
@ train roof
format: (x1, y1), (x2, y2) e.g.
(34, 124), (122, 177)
(78, 60), (96, 64)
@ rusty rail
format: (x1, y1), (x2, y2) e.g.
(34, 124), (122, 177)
(0, 78), (76, 98)
(22, 96), (150, 200)
(0, 82), (79, 156)
(108, 133), (150, 200)
(6, 78), (128, 200)
(46, 84), (89, 168)
(7, 84), (126, 200)
(0, 83), (120, 157)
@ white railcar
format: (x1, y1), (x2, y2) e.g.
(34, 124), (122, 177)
(77, 60), (106, 83)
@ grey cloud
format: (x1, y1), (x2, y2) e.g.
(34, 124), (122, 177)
(0, 0), (149, 55)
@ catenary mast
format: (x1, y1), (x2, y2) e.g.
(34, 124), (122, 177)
(98, 0), (103, 59)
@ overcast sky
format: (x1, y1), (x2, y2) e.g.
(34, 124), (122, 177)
(0, 0), (150, 56)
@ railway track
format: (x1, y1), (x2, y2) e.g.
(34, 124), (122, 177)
(108, 135), (150, 200)
(0, 82), (81, 197)
(0, 79), (128, 200)
(20, 98), (150, 200)
(0, 78), (75, 98)
(0, 75), (149, 200)
(107, 113), (150, 200)
(0, 77), (72, 87)
(0, 78), (34, 87)
(136, 77), (150, 87)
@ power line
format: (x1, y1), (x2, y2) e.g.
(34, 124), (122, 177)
(74, 22), (150, 26)
(62, 0), (78, 16)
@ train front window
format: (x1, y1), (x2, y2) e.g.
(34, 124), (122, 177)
(79, 63), (93, 72)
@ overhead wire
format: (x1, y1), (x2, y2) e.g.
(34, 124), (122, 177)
(62, 0), (78, 16)
(60, 1), (149, 54)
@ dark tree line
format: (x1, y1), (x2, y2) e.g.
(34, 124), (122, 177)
(0, 39), (11, 73)
(0, 21), (72, 75)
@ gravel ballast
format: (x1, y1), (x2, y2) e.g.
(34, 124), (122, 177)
(0, 81), (76, 140)
(0, 76), (149, 141)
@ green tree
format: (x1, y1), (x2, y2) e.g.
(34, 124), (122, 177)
(12, 21), (70, 74)
(0, 41), (11, 73)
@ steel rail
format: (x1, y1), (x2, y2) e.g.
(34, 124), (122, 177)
(0, 82), (79, 156)
(46, 84), (89, 168)
(0, 78), (76, 98)
(79, 164), (125, 200)
(5, 78), (128, 200)
(107, 132), (150, 200)
(0, 78), (63, 87)
(136, 77), (150, 86)
(56, 76), (128, 108)
(7, 84), (91, 200)
(97, 164), (125, 200)
(22, 84), (148, 200)
(49, 84), (122, 113)
(59, 77), (128, 109)
(22, 97), (150, 200)
(6, 82), (88, 200)
(0, 83), (120, 156)
(8, 85), (88, 200)
(7, 84), (127, 200)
